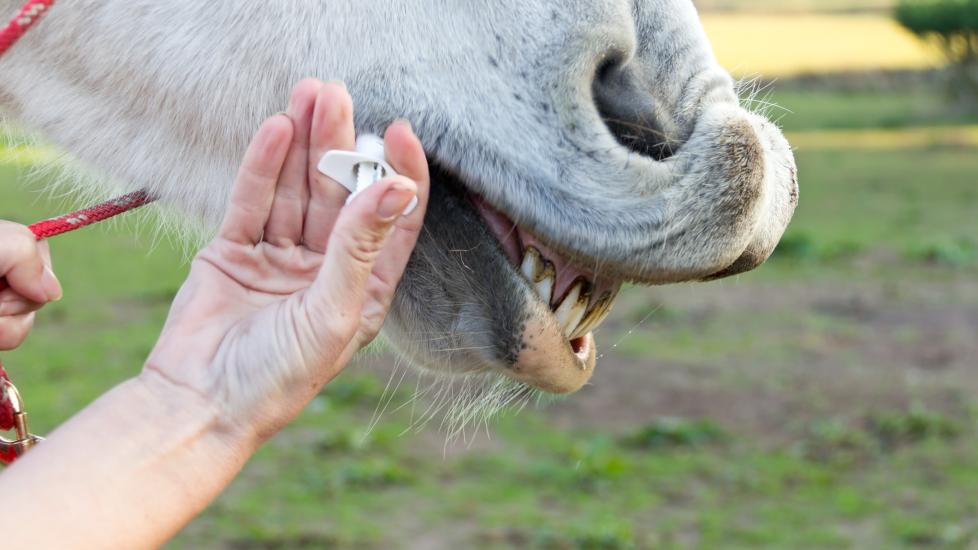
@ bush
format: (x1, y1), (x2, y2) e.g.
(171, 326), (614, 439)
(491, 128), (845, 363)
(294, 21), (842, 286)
(895, 0), (978, 103)
(622, 417), (727, 450)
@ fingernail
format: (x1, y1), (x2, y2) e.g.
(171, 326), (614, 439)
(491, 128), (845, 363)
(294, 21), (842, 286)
(42, 267), (63, 302)
(377, 181), (418, 220)
(393, 118), (413, 131)
(325, 80), (348, 90)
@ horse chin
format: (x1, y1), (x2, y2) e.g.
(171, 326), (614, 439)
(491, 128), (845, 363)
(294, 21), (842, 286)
(379, 163), (612, 395)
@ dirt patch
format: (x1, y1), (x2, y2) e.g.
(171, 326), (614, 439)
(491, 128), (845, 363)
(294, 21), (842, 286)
(361, 271), (978, 445)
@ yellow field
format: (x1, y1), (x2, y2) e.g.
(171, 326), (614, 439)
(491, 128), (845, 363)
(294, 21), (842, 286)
(701, 14), (942, 76)
(697, 0), (893, 12)
(786, 126), (978, 151)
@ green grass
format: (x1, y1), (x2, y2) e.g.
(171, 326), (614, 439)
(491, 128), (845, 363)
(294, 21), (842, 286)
(2, 86), (978, 548)
(763, 88), (978, 132)
(779, 147), (978, 258)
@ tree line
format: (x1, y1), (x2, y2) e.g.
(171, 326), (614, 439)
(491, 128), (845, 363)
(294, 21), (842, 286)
(896, 0), (978, 103)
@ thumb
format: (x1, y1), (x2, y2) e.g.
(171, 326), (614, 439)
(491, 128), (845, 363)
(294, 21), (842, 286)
(303, 176), (418, 338)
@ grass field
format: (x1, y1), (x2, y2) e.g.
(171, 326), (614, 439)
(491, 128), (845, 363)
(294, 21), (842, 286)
(1, 81), (977, 548)
(702, 14), (940, 77)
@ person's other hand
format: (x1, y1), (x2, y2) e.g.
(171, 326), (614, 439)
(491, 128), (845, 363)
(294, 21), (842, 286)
(0, 222), (62, 350)
(144, 80), (429, 443)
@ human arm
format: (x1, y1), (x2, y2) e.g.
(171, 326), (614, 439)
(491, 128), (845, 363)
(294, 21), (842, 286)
(0, 80), (430, 548)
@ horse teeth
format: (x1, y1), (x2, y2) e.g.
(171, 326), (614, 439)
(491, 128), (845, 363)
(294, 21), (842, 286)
(521, 247), (555, 304)
(568, 288), (619, 340)
(519, 247), (618, 340)
(535, 272), (554, 305)
(554, 281), (590, 337)
(521, 247), (542, 282)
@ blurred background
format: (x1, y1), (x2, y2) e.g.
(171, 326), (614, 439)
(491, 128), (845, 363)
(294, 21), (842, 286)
(2, 0), (977, 548)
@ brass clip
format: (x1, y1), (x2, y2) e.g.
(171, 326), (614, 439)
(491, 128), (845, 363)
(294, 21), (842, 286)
(0, 378), (43, 464)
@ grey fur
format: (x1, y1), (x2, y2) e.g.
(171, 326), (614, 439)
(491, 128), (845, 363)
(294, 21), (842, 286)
(0, 0), (797, 386)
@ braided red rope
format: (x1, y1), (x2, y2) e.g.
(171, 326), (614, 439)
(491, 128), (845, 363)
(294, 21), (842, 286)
(0, 0), (54, 56)
(0, 191), (154, 293)
(0, 191), (155, 462)
(27, 190), (154, 239)
(2, 0), (159, 462)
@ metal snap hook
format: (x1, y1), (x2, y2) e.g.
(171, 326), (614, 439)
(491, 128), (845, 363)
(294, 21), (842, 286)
(0, 378), (43, 465)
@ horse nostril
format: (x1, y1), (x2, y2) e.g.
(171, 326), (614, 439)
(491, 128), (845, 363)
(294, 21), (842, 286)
(596, 57), (619, 86)
(592, 61), (675, 161)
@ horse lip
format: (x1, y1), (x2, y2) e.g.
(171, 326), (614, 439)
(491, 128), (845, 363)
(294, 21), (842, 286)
(470, 193), (622, 341)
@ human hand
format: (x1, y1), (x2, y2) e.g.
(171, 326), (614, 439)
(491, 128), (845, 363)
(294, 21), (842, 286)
(143, 80), (429, 444)
(0, 222), (63, 350)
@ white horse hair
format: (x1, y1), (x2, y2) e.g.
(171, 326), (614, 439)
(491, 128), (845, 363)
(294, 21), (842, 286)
(0, 0), (798, 398)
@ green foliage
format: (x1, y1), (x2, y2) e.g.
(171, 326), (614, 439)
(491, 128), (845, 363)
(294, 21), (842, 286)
(896, 0), (978, 38)
(796, 407), (963, 463)
(868, 405), (962, 448)
(527, 526), (636, 550)
(622, 418), (727, 450)
(896, 0), (978, 100)
(795, 417), (878, 463)
(907, 237), (978, 266)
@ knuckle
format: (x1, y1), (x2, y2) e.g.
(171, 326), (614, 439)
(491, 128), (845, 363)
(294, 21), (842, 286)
(340, 227), (387, 265)
(5, 230), (37, 260)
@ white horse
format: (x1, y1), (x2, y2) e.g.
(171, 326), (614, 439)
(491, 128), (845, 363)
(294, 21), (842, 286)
(0, 0), (797, 396)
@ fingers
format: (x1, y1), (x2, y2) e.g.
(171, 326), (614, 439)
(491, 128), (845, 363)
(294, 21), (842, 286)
(0, 222), (61, 304)
(301, 177), (418, 342)
(0, 312), (36, 351)
(263, 79), (322, 247)
(368, 121), (431, 289)
(218, 115), (295, 245)
(0, 290), (45, 317)
(302, 82), (356, 253)
(383, 120), (431, 226)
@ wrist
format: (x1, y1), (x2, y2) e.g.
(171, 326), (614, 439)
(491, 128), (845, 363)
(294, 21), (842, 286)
(135, 366), (260, 459)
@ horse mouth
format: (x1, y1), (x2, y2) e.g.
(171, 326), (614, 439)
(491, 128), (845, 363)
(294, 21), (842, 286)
(471, 196), (623, 349)
(401, 96), (797, 394)
(413, 163), (626, 393)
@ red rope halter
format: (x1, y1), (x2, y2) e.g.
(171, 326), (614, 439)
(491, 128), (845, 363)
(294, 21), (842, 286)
(1, 0), (157, 462)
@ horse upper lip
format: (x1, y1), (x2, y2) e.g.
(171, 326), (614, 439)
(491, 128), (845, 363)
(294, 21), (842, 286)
(439, 101), (796, 286)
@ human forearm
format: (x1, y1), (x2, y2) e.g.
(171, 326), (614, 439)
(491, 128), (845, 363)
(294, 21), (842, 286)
(0, 371), (255, 549)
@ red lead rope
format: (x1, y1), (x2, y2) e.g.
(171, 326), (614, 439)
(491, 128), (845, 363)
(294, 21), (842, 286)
(0, 0), (54, 56)
(2, 0), (158, 463)
(0, 192), (156, 463)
